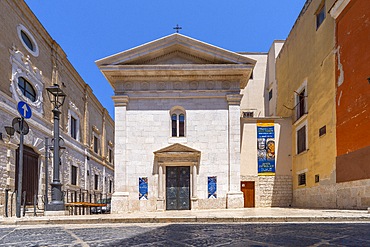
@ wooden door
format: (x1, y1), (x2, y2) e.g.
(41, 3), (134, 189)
(166, 166), (190, 210)
(241, 181), (255, 207)
(15, 146), (39, 205)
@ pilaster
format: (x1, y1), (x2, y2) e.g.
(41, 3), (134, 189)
(226, 94), (244, 208)
(111, 95), (130, 213)
(156, 162), (165, 211)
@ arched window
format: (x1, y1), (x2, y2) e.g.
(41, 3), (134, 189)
(170, 107), (186, 137)
(18, 77), (36, 102)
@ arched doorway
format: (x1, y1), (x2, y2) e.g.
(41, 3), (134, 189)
(15, 145), (39, 205)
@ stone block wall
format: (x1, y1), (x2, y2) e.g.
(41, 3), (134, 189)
(337, 179), (370, 209)
(241, 175), (292, 207)
(293, 179), (370, 210)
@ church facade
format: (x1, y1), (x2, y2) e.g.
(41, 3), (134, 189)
(97, 34), (256, 212)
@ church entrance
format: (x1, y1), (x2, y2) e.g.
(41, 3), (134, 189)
(166, 166), (190, 210)
(15, 146), (39, 205)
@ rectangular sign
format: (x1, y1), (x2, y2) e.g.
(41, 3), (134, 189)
(208, 176), (217, 199)
(139, 177), (148, 200)
(257, 121), (275, 176)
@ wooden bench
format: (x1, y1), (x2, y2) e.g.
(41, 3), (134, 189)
(65, 202), (107, 215)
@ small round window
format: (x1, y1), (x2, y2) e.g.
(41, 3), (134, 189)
(20, 30), (34, 51)
(17, 24), (39, 57)
(18, 77), (37, 102)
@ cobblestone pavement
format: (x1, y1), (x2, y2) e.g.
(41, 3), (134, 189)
(0, 223), (369, 246)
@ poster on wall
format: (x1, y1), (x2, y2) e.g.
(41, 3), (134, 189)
(208, 176), (217, 199)
(257, 121), (275, 176)
(139, 177), (148, 200)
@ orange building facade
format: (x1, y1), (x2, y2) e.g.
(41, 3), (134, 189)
(334, 0), (370, 183)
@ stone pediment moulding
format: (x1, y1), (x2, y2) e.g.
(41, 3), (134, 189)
(96, 33), (256, 66)
(154, 143), (201, 164)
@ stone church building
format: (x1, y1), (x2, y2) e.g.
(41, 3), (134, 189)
(97, 34), (291, 212)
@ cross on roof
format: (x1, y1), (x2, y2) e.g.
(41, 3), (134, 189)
(173, 24), (182, 33)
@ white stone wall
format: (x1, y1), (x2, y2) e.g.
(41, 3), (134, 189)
(124, 97), (230, 211)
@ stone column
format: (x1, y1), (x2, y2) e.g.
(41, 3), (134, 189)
(226, 94), (244, 208)
(157, 162), (165, 211)
(111, 95), (129, 213)
(192, 163), (197, 198)
(191, 163), (198, 209)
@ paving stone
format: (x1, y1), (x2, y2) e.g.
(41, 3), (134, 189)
(0, 223), (369, 246)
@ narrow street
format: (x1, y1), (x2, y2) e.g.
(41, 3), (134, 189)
(0, 223), (369, 246)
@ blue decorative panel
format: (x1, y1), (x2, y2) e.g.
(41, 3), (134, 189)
(139, 177), (148, 200)
(208, 176), (217, 199)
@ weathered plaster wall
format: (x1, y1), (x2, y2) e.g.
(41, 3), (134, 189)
(335, 0), (370, 183)
(276, 0), (338, 208)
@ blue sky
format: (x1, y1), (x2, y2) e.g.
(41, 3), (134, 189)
(24, 0), (306, 118)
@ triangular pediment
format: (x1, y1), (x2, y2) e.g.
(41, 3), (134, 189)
(96, 33), (255, 66)
(96, 33), (256, 90)
(138, 50), (214, 65)
(154, 143), (200, 155)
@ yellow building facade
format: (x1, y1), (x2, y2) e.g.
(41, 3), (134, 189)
(276, 0), (338, 208)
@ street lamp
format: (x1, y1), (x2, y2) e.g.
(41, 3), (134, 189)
(46, 84), (66, 211)
(5, 126), (15, 137)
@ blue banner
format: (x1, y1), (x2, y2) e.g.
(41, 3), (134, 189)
(257, 122), (275, 175)
(139, 177), (148, 200)
(208, 176), (217, 199)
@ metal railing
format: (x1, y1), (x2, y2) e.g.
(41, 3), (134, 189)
(4, 190), (28, 217)
(3, 189), (111, 217)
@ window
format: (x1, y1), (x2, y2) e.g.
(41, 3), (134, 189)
(92, 126), (101, 154)
(10, 46), (43, 114)
(108, 148), (113, 163)
(297, 125), (307, 154)
(316, 3), (326, 30)
(94, 174), (99, 190)
(71, 165), (77, 185)
(17, 24), (39, 57)
(268, 89), (273, 101)
(109, 180), (113, 193)
(18, 77), (36, 102)
(21, 31), (34, 51)
(70, 116), (77, 139)
(315, 174), (320, 183)
(298, 173), (306, 186)
(296, 89), (306, 120)
(319, 125), (326, 137)
(68, 108), (80, 141)
(93, 135), (99, 154)
(170, 107), (186, 137)
(243, 111), (254, 118)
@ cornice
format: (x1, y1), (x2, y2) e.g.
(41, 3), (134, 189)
(329, 0), (351, 19)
